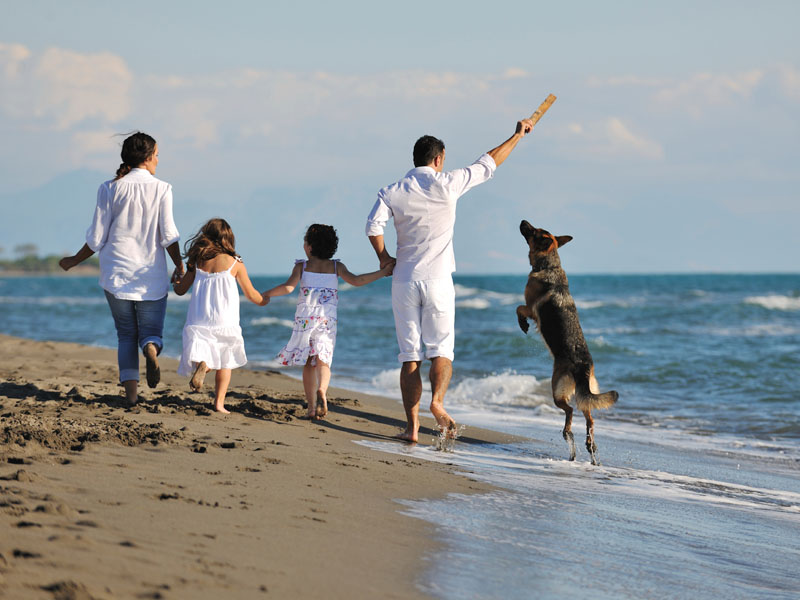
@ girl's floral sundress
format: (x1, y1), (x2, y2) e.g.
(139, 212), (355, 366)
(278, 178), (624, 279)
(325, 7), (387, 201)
(276, 259), (338, 366)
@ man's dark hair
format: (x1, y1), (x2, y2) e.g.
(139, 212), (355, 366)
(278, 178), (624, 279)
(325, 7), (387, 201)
(413, 135), (445, 167)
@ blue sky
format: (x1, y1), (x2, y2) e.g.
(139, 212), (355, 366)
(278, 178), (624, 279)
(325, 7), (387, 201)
(1, 1), (798, 274)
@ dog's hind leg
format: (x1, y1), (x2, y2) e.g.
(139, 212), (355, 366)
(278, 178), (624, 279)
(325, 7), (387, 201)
(552, 373), (576, 461)
(583, 410), (599, 466)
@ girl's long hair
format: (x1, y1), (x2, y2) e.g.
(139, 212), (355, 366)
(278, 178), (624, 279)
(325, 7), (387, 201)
(114, 131), (157, 180)
(183, 218), (239, 269)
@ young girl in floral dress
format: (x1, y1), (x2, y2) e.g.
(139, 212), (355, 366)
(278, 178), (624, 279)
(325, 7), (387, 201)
(264, 224), (393, 419)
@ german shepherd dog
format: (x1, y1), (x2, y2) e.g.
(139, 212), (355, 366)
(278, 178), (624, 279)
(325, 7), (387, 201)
(516, 220), (618, 465)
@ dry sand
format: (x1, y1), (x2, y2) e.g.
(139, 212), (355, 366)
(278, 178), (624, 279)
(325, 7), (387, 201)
(0, 334), (518, 599)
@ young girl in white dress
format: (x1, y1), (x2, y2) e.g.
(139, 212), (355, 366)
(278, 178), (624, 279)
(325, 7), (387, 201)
(264, 224), (393, 419)
(174, 218), (267, 413)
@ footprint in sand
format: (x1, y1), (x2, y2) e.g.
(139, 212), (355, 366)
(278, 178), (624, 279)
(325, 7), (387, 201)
(0, 469), (36, 482)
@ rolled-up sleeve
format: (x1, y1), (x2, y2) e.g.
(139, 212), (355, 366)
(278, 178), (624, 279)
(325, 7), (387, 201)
(444, 153), (497, 198)
(85, 183), (112, 252)
(366, 191), (392, 237)
(158, 184), (180, 247)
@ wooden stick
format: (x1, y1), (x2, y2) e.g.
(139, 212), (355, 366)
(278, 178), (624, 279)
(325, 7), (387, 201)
(529, 94), (556, 126)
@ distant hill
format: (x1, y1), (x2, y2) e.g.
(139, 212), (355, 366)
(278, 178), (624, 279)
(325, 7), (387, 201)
(0, 254), (99, 275)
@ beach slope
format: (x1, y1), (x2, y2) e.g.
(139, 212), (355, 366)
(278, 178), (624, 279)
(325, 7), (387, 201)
(0, 334), (515, 599)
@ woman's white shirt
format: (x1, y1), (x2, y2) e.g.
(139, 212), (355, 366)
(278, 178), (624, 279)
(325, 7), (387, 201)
(85, 168), (180, 301)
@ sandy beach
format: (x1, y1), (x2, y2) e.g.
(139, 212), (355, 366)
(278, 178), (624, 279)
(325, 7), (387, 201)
(0, 334), (517, 599)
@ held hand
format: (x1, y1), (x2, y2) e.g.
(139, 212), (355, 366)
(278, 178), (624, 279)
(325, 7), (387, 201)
(170, 263), (185, 284)
(381, 258), (396, 277)
(379, 254), (395, 271)
(516, 118), (535, 137)
(261, 293), (271, 306)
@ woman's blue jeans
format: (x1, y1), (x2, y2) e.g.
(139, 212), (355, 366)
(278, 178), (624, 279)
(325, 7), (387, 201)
(104, 291), (167, 383)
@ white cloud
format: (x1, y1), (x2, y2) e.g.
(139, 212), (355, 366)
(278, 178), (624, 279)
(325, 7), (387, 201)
(72, 129), (119, 154)
(2, 44), (796, 193)
(0, 44), (132, 130)
(34, 48), (132, 128)
(587, 68), (800, 119)
(605, 117), (664, 159)
(587, 74), (669, 88)
(653, 70), (764, 116)
(162, 99), (219, 148)
(501, 67), (529, 80)
(563, 117), (664, 160)
(777, 64), (800, 100)
(0, 42), (30, 77)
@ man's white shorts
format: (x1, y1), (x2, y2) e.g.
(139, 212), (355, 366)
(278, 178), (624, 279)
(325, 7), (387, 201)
(391, 277), (455, 363)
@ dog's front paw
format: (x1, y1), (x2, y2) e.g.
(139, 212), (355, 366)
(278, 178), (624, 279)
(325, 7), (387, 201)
(517, 318), (529, 334)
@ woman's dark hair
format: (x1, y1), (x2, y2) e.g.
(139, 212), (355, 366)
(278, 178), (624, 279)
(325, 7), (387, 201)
(183, 218), (238, 268)
(413, 135), (445, 167)
(304, 224), (338, 260)
(115, 132), (157, 180)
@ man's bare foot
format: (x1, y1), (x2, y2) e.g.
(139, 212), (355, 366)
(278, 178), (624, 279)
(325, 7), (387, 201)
(431, 406), (456, 436)
(393, 429), (418, 443)
(214, 403), (230, 414)
(143, 343), (160, 388)
(189, 361), (208, 392)
(315, 390), (328, 418)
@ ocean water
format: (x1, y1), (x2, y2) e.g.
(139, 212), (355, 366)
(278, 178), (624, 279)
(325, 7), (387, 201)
(2, 273), (799, 598)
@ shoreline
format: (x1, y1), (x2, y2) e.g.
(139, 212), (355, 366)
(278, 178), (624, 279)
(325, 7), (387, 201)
(0, 334), (520, 599)
(0, 268), (100, 278)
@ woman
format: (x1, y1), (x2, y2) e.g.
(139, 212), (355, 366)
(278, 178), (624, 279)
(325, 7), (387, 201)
(60, 132), (184, 405)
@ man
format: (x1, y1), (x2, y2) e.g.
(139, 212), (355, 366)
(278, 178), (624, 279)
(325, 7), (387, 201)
(366, 117), (535, 442)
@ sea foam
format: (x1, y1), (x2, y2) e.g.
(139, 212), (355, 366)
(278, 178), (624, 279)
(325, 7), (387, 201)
(250, 316), (294, 328)
(745, 294), (800, 311)
(447, 371), (553, 410)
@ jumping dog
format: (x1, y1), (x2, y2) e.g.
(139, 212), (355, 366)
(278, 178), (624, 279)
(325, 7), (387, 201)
(516, 220), (618, 464)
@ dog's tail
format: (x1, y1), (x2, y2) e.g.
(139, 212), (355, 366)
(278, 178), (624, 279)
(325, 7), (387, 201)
(575, 379), (619, 411)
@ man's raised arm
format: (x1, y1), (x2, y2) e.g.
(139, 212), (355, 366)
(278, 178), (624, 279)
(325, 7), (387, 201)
(487, 118), (535, 167)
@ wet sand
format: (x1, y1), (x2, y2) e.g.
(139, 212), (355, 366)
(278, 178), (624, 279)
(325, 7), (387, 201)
(0, 334), (518, 599)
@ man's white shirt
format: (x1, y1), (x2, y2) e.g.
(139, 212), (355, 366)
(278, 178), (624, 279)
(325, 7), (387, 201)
(365, 153), (496, 282)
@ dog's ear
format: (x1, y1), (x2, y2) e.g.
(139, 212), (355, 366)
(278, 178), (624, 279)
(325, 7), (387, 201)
(555, 235), (573, 248)
(520, 220), (535, 238)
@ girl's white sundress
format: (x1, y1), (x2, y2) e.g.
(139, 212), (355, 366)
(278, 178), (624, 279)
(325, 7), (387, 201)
(277, 259), (338, 367)
(177, 258), (247, 376)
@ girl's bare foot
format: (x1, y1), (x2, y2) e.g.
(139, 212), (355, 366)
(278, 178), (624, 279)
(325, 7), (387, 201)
(315, 390), (328, 418)
(214, 403), (230, 414)
(189, 361), (208, 391)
